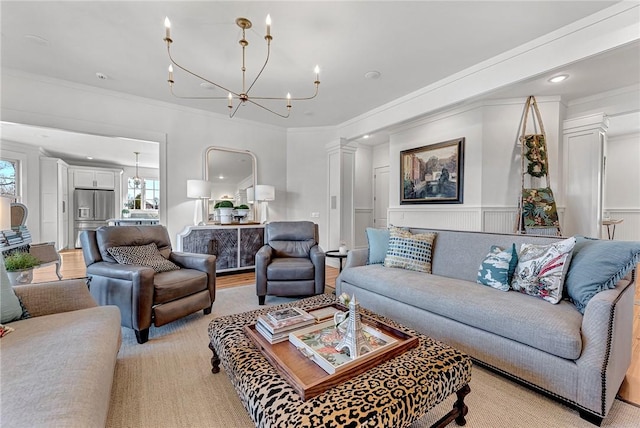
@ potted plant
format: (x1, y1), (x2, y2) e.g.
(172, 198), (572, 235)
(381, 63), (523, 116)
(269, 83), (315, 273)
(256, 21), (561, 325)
(4, 252), (41, 285)
(121, 208), (131, 218)
(216, 200), (234, 224)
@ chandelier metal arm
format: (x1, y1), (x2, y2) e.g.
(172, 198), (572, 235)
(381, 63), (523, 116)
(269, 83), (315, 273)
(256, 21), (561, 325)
(250, 83), (320, 101)
(245, 98), (291, 118)
(245, 39), (271, 96)
(167, 45), (240, 97)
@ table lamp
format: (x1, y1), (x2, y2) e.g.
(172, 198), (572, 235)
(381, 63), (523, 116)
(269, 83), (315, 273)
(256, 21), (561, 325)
(255, 184), (275, 224)
(187, 180), (211, 226)
(0, 197), (12, 231)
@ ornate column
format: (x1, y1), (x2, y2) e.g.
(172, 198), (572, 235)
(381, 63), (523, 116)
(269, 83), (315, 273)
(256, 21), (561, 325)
(326, 138), (357, 252)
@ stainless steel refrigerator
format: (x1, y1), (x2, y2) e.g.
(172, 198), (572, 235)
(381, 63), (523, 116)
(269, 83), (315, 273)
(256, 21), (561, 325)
(74, 189), (115, 248)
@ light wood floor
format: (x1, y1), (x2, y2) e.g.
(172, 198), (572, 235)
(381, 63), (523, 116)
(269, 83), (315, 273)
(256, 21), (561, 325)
(32, 250), (640, 406)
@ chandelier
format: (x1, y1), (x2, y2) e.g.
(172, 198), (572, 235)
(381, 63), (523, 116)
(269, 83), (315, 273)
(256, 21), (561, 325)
(163, 15), (320, 119)
(132, 152), (142, 188)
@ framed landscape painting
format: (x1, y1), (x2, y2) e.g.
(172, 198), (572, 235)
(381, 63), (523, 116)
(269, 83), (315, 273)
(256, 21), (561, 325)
(400, 138), (464, 204)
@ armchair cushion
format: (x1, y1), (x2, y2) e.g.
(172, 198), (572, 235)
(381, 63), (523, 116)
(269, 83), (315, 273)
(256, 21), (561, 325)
(267, 258), (315, 281)
(154, 269), (208, 304)
(107, 243), (180, 273)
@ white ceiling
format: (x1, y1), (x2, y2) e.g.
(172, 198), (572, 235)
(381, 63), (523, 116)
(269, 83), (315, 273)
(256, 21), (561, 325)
(1, 1), (638, 167)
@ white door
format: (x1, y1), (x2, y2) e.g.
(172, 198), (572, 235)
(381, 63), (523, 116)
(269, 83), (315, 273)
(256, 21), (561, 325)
(374, 167), (389, 229)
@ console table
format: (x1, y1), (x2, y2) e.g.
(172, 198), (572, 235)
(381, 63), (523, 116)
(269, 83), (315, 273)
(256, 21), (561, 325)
(177, 224), (264, 273)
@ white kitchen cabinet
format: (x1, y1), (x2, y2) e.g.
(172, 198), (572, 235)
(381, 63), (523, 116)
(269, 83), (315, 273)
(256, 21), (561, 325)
(40, 157), (69, 250)
(72, 168), (116, 189)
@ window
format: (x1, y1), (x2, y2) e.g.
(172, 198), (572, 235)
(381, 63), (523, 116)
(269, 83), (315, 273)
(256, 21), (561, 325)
(0, 159), (18, 199)
(126, 177), (159, 210)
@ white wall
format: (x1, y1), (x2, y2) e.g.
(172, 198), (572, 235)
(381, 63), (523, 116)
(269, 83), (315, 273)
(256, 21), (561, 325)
(2, 71), (288, 244)
(285, 127), (336, 250)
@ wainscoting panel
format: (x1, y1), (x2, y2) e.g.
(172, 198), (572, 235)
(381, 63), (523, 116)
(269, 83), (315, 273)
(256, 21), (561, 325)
(388, 207), (482, 231)
(482, 208), (517, 234)
(604, 209), (640, 241)
(354, 208), (373, 249)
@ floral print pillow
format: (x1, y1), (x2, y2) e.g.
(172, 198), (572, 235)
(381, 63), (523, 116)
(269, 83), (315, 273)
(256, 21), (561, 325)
(511, 237), (576, 304)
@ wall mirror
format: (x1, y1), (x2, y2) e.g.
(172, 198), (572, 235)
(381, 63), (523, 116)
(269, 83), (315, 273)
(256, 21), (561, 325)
(204, 146), (257, 223)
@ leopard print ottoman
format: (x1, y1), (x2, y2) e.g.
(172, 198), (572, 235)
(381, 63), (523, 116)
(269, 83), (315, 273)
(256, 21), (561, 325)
(208, 294), (472, 428)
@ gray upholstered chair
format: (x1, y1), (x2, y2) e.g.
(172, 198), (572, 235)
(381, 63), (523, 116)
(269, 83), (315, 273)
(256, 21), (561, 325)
(80, 225), (216, 344)
(255, 221), (325, 305)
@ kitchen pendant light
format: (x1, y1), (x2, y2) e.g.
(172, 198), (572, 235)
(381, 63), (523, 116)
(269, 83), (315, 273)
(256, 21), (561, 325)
(132, 152), (142, 188)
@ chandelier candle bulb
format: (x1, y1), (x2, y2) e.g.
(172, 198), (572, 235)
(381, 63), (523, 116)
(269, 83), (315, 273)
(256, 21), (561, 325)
(168, 65), (174, 83)
(228, 93), (233, 108)
(286, 92), (291, 109)
(164, 17), (171, 40)
(266, 14), (271, 37)
(315, 65), (320, 82)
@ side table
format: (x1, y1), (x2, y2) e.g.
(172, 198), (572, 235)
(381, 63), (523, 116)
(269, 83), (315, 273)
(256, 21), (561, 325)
(325, 250), (348, 272)
(602, 218), (623, 240)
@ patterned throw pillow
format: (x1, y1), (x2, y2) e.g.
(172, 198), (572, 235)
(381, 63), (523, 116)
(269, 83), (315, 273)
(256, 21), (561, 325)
(511, 237), (576, 304)
(107, 243), (180, 273)
(383, 227), (437, 273)
(476, 244), (518, 291)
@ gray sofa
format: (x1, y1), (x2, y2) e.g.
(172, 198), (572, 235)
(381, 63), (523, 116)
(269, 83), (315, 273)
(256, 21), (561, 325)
(336, 228), (636, 425)
(1, 278), (121, 427)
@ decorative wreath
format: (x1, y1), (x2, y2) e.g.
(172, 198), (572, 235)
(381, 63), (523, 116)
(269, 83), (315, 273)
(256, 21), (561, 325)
(523, 135), (547, 178)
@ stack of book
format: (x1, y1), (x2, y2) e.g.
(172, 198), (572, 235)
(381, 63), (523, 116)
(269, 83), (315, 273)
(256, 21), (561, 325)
(256, 307), (315, 344)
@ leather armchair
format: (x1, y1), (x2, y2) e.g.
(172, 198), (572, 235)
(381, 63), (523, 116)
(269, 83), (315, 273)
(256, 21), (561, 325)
(80, 225), (216, 344)
(255, 221), (325, 305)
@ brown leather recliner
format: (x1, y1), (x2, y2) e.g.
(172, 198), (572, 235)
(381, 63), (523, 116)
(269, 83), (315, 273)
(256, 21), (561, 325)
(80, 225), (216, 344)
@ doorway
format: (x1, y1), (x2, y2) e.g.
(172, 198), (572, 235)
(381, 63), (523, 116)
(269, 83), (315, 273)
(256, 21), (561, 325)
(373, 166), (389, 229)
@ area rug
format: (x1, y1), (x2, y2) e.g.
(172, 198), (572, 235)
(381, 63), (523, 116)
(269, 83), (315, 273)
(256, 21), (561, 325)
(107, 284), (640, 428)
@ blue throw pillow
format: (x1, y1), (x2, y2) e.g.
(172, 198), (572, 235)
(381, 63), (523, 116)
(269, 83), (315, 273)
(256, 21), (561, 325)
(564, 236), (640, 314)
(366, 227), (390, 265)
(477, 244), (517, 291)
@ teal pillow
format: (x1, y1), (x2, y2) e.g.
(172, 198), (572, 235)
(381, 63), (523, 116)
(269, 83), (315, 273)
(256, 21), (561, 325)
(1, 259), (23, 324)
(476, 244), (518, 291)
(366, 227), (390, 265)
(565, 236), (640, 314)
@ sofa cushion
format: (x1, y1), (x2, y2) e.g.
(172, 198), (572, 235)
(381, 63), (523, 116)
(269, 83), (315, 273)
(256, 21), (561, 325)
(0, 306), (121, 427)
(340, 264), (583, 360)
(565, 236), (640, 314)
(107, 242), (180, 273)
(384, 228), (436, 273)
(476, 244), (518, 291)
(366, 227), (390, 265)
(511, 237), (576, 304)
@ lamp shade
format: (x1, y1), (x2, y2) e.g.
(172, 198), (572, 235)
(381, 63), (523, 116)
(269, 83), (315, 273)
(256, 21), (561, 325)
(0, 197), (11, 230)
(255, 185), (275, 202)
(246, 187), (255, 204)
(187, 180), (211, 199)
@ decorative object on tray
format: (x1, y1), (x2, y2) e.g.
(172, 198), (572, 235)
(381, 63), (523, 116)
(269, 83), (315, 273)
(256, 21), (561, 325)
(288, 319), (397, 375)
(334, 294), (372, 358)
(333, 292), (351, 330)
(255, 307), (315, 343)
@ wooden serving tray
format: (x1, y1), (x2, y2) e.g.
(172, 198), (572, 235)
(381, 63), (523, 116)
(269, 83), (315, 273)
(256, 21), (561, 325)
(244, 305), (419, 400)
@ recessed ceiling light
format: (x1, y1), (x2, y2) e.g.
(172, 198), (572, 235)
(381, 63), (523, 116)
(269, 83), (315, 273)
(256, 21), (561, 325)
(548, 74), (569, 83)
(364, 71), (381, 80)
(362, 135), (370, 139)
(24, 34), (50, 46)
(96, 72), (109, 80)
(218, 175), (224, 180)
(200, 82), (216, 90)
(86, 156), (94, 160)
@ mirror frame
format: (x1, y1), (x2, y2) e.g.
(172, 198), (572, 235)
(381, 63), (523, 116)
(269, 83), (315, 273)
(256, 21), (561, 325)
(204, 146), (258, 224)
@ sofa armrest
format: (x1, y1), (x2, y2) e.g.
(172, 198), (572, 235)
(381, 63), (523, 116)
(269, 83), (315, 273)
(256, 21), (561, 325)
(170, 252), (216, 273)
(310, 246), (326, 294)
(13, 279), (97, 318)
(577, 277), (635, 415)
(344, 248), (368, 269)
(255, 245), (273, 295)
